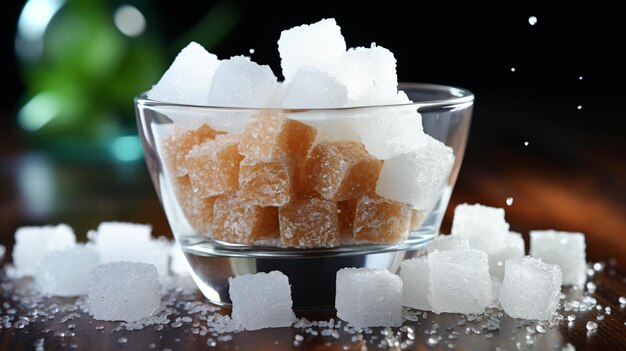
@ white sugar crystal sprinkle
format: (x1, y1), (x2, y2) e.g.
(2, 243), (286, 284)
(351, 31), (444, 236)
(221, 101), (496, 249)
(586, 321), (597, 331)
(528, 16), (538, 26)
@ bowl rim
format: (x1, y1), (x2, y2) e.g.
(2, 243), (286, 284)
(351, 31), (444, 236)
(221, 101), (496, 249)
(135, 82), (474, 112)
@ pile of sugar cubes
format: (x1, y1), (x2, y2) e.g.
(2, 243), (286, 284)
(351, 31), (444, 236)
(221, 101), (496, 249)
(147, 18), (454, 248)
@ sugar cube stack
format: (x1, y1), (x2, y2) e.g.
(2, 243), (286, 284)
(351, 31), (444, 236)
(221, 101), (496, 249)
(35, 245), (100, 297)
(12, 224), (76, 277)
(88, 262), (161, 322)
(281, 66), (349, 108)
(530, 230), (586, 286)
(229, 271), (295, 330)
(499, 256), (562, 320)
(399, 257), (430, 310)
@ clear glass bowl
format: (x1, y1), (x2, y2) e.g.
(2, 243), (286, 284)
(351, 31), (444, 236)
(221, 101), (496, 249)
(135, 83), (473, 309)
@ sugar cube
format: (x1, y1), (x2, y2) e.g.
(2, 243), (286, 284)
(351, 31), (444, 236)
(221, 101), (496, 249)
(161, 124), (222, 177)
(530, 230), (586, 286)
(174, 176), (216, 235)
(35, 245), (100, 296)
(278, 197), (340, 248)
(489, 231), (525, 282)
(238, 159), (292, 207)
(426, 235), (471, 254)
(499, 256), (562, 320)
(212, 193), (279, 244)
(450, 203), (510, 251)
(376, 135), (455, 209)
(229, 271), (295, 330)
(353, 196), (412, 243)
(281, 66), (349, 108)
(399, 257), (429, 310)
(335, 268), (403, 328)
(428, 249), (492, 314)
(147, 42), (219, 105)
(207, 56), (279, 108)
(88, 262), (161, 322)
(278, 18), (346, 82)
(12, 224), (76, 277)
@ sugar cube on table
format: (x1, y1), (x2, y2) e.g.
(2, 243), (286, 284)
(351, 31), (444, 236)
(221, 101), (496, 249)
(499, 256), (562, 320)
(12, 224), (76, 277)
(530, 230), (586, 286)
(426, 235), (471, 254)
(489, 231), (525, 282)
(281, 66), (349, 108)
(35, 245), (100, 297)
(376, 135), (455, 209)
(229, 271), (295, 330)
(207, 56), (279, 108)
(353, 196), (412, 243)
(238, 159), (292, 207)
(278, 197), (340, 248)
(161, 124), (222, 177)
(335, 267), (403, 328)
(183, 134), (244, 197)
(88, 262), (161, 322)
(174, 176), (217, 235)
(450, 203), (510, 252)
(399, 257), (429, 310)
(278, 18), (346, 82)
(305, 141), (382, 201)
(428, 249), (492, 314)
(147, 42), (219, 105)
(212, 192), (279, 244)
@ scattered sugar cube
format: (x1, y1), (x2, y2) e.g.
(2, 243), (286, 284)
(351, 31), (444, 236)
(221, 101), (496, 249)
(239, 159), (292, 207)
(212, 193), (279, 244)
(12, 224), (76, 277)
(184, 134), (243, 197)
(147, 42), (219, 105)
(499, 256), (562, 320)
(35, 245), (100, 296)
(207, 56), (279, 108)
(174, 176), (217, 235)
(88, 262), (161, 322)
(278, 18), (346, 81)
(410, 209), (426, 232)
(353, 196), (411, 243)
(426, 235), (471, 254)
(229, 271), (295, 330)
(489, 231), (525, 282)
(428, 249), (492, 314)
(376, 136), (455, 209)
(399, 257), (429, 310)
(306, 141), (382, 201)
(161, 124), (222, 177)
(450, 203), (510, 251)
(530, 230), (586, 286)
(281, 66), (349, 108)
(279, 197), (340, 248)
(335, 268), (403, 328)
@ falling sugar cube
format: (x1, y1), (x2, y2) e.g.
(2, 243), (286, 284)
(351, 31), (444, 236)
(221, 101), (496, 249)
(428, 249), (492, 314)
(35, 245), (100, 297)
(399, 257), (430, 310)
(530, 230), (586, 286)
(88, 262), (161, 322)
(335, 268), (403, 328)
(229, 271), (295, 330)
(353, 196), (412, 243)
(279, 197), (340, 248)
(281, 66), (349, 108)
(489, 231), (525, 282)
(426, 235), (471, 254)
(212, 192), (279, 244)
(12, 224), (76, 277)
(450, 203), (510, 251)
(499, 256), (562, 320)
(147, 42), (219, 105)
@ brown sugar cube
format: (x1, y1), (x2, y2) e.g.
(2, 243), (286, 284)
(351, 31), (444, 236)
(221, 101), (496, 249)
(279, 197), (340, 248)
(409, 209), (426, 232)
(174, 176), (216, 235)
(239, 159), (292, 207)
(212, 193), (279, 244)
(338, 200), (357, 237)
(238, 112), (317, 163)
(162, 124), (222, 177)
(353, 196), (412, 243)
(183, 134), (244, 197)
(305, 141), (382, 201)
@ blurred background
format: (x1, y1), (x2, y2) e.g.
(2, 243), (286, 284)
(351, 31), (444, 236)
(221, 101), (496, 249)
(0, 1), (624, 261)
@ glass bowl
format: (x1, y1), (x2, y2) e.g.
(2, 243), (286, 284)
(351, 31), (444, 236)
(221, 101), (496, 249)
(135, 83), (473, 309)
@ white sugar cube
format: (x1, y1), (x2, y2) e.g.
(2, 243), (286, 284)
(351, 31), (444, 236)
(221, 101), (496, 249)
(207, 56), (279, 108)
(530, 230), (586, 286)
(35, 245), (100, 296)
(281, 66), (348, 108)
(88, 262), (161, 322)
(335, 268), (403, 328)
(399, 257), (429, 310)
(278, 18), (346, 81)
(376, 135), (454, 209)
(499, 256), (562, 320)
(428, 249), (492, 314)
(426, 235), (471, 254)
(12, 224), (76, 277)
(451, 203), (510, 251)
(147, 42), (219, 105)
(489, 231), (525, 282)
(229, 271), (295, 330)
